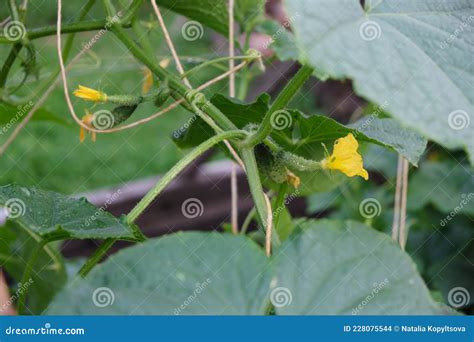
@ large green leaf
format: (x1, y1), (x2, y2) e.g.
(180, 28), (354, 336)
(0, 184), (139, 241)
(272, 219), (442, 314)
(0, 221), (67, 314)
(286, 0), (474, 164)
(47, 232), (270, 314)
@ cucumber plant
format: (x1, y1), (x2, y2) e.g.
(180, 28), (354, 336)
(0, 0), (472, 315)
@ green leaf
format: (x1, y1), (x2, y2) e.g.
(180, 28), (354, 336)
(273, 219), (443, 314)
(408, 160), (474, 215)
(156, 0), (228, 35)
(286, 0), (474, 164)
(0, 101), (70, 127)
(0, 184), (138, 241)
(47, 232), (270, 314)
(0, 221), (67, 314)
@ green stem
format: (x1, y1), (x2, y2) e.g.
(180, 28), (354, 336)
(0, 44), (22, 89)
(0, 20), (132, 44)
(180, 55), (251, 79)
(240, 207), (256, 234)
(8, 0), (20, 22)
(78, 238), (115, 278)
(127, 130), (247, 223)
(244, 65), (314, 147)
(17, 241), (44, 314)
(120, 0), (144, 24)
(241, 147), (268, 227)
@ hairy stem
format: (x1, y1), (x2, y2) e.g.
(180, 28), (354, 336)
(127, 130), (247, 223)
(241, 147), (268, 227)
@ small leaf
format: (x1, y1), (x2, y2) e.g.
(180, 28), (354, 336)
(272, 219), (444, 314)
(0, 184), (138, 241)
(47, 232), (270, 314)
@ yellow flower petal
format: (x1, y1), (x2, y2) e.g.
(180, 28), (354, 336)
(73, 85), (107, 102)
(142, 67), (153, 94)
(321, 133), (368, 180)
(79, 111), (95, 143)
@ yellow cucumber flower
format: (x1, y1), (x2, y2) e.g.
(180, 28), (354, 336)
(79, 111), (96, 143)
(73, 85), (107, 103)
(321, 133), (368, 180)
